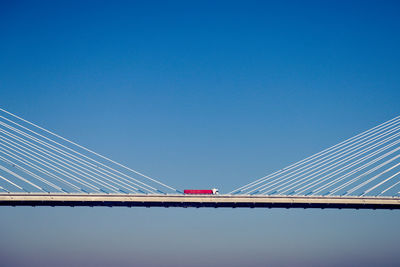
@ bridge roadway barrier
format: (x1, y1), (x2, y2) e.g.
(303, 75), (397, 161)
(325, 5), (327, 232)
(1, 193), (400, 209)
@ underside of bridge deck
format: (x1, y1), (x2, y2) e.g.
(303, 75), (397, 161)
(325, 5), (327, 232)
(1, 194), (400, 210)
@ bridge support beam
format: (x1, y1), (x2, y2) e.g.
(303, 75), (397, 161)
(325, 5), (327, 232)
(1, 193), (400, 209)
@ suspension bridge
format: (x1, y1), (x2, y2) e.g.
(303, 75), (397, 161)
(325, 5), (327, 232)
(0, 108), (400, 209)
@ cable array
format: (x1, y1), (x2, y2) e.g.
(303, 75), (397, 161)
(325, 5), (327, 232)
(230, 116), (400, 197)
(0, 108), (180, 194)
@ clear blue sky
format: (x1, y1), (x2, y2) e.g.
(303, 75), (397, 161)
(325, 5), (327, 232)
(1, 1), (400, 266)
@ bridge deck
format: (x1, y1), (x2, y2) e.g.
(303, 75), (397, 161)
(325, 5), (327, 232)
(1, 193), (400, 209)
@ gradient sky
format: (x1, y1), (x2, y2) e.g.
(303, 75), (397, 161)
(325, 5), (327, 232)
(1, 1), (400, 266)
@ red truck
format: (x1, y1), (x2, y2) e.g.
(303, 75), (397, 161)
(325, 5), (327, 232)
(184, 188), (219, 195)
